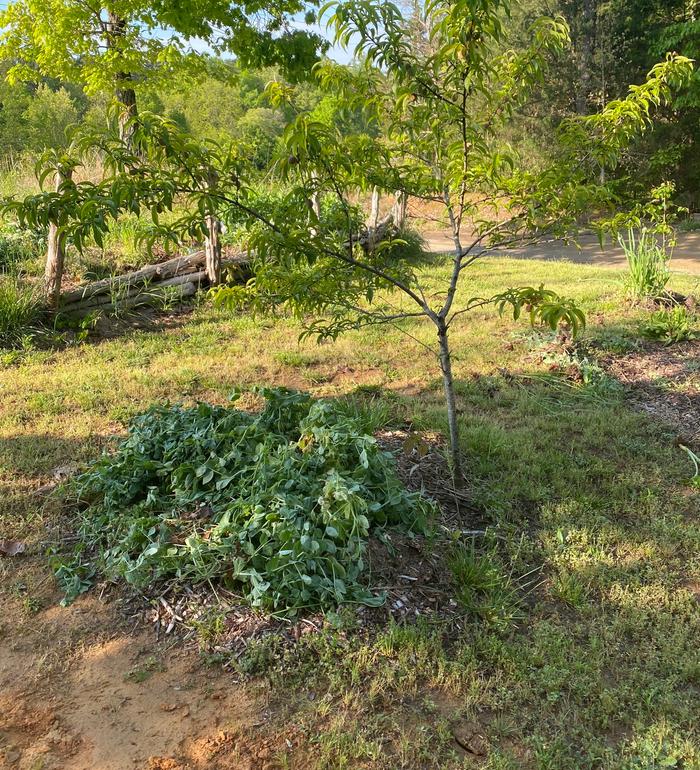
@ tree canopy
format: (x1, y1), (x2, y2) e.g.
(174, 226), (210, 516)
(0, 0), (326, 121)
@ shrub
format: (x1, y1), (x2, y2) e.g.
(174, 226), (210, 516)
(221, 185), (364, 248)
(23, 84), (79, 151)
(0, 276), (40, 348)
(677, 217), (700, 233)
(58, 388), (434, 612)
(640, 306), (697, 345)
(619, 228), (671, 298)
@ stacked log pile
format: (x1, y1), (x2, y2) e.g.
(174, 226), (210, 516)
(54, 216), (396, 317)
(58, 250), (249, 316)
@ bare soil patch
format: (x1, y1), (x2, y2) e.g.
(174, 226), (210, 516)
(599, 339), (700, 445)
(0, 575), (281, 770)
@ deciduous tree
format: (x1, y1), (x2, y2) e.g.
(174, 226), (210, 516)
(0, 0), (325, 140)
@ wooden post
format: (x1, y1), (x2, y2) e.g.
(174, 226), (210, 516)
(204, 170), (222, 284)
(204, 214), (222, 284)
(367, 186), (380, 230)
(44, 167), (72, 308)
(392, 190), (407, 229)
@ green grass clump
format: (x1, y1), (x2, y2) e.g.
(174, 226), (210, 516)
(58, 387), (433, 611)
(448, 543), (523, 631)
(619, 228), (671, 298)
(0, 275), (40, 348)
(0, 229), (41, 273)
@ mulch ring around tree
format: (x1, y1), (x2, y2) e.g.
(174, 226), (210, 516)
(598, 339), (700, 445)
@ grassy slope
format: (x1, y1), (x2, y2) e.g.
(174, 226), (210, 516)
(1, 257), (699, 769)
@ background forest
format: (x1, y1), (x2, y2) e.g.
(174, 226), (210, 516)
(0, 1), (698, 200)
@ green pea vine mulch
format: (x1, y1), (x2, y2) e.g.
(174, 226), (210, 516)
(54, 388), (435, 614)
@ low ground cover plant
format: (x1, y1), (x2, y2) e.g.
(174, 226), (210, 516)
(56, 387), (435, 612)
(640, 305), (697, 344)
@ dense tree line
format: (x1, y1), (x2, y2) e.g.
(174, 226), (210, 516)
(0, 1), (697, 201)
(513, 0), (700, 204)
(0, 61), (324, 171)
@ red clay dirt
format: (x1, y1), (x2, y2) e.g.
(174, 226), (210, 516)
(0, 573), (292, 770)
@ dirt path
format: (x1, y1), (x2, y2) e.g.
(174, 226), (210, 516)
(423, 229), (700, 275)
(0, 571), (292, 770)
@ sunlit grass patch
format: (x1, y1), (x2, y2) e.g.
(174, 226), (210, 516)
(0, 258), (698, 768)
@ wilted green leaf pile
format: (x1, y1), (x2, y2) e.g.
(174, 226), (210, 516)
(58, 388), (434, 612)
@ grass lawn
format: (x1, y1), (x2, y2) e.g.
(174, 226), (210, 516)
(1, 256), (699, 769)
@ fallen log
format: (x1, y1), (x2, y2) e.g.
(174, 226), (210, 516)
(60, 271), (208, 316)
(59, 251), (207, 305)
(57, 250), (249, 311)
(92, 279), (200, 314)
(53, 225), (405, 319)
(61, 271), (206, 318)
(57, 216), (395, 312)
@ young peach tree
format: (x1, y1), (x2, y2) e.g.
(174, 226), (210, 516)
(213, 1), (691, 483)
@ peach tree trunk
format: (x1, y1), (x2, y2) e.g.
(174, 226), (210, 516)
(44, 168), (72, 307)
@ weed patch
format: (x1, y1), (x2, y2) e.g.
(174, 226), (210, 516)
(0, 275), (39, 348)
(640, 306), (698, 345)
(448, 543), (524, 631)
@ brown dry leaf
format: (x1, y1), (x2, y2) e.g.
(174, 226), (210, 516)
(0, 539), (26, 557)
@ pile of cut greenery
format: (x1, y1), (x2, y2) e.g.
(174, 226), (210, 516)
(55, 388), (435, 613)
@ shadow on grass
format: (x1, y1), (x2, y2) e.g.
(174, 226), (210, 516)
(0, 433), (113, 534)
(45, 300), (198, 349)
(289, 371), (700, 767)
